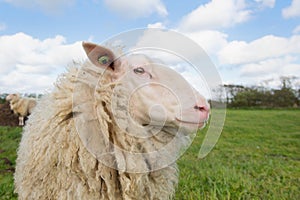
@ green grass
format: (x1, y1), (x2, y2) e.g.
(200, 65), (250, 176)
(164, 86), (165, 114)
(0, 110), (299, 199)
(0, 126), (21, 200)
(175, 109), (300, 200)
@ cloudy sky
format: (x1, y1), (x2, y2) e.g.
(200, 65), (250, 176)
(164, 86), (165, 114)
(0, 0), (300, 93)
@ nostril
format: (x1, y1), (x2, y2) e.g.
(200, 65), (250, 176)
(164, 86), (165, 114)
(194, 105), (209, 112)
(194, 105), (199, 110)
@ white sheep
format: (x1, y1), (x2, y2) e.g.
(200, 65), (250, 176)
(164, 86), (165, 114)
(14, 42), (210, 199)
(5, 93), (37, 126)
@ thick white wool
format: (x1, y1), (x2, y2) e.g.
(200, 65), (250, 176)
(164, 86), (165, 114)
(14, 62), (181, 200)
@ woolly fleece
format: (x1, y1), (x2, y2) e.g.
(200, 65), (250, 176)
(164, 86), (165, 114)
(14, 61), (180, 200)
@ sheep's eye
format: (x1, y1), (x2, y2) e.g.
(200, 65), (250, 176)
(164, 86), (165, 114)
(98, 55), (110, 65)
(134, 67), (145, 74)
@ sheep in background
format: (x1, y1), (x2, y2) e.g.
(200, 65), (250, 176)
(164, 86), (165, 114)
(5, 94), (37, 126)
(14, 42), (210, 199)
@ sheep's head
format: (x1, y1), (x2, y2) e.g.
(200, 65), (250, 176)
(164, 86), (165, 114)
(75, 42), (210, 172)
(82, 42), (210, 131)
(5, 93), (20, 102)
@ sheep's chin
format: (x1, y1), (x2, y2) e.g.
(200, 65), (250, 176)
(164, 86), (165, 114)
(175, 117), (207, 129)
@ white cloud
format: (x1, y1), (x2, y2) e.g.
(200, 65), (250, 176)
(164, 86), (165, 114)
(215, 34), (300, 85)
(238, 56), (300, 87)
(240, 56), (300, 77)
(0, 32), (86, 93)
(293, 25), (300, 34)
(147, 22), (166, 29)
(103, 0), (168, 18)
(173, 0), (300, 86)
(133, 29), (200, 63)
(282, 0), (300, 18)
(254, 0), (275, 8)
(178, 0), (252, 31)
(0, 23), (6, 31)
(1, 72), (56, 94)
(218, 35), (300, 65)
(3, 0), (75, 12)
(183, 30), (228, 56)
(132, 29), (227, 64)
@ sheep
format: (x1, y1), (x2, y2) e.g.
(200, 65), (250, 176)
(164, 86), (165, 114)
(14, 42), (210, 200)
(5, 93), (37, 126)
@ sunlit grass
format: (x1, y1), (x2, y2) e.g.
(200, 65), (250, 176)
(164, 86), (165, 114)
(0, 126), (21, 200)
(175, 109), (300, 199)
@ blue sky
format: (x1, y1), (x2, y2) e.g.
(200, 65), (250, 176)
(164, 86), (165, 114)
(0, 0), (300, 93)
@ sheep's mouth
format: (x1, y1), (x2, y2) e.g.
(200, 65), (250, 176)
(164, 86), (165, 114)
(175, 117), (207, 128)
(142, 119), (207, 129)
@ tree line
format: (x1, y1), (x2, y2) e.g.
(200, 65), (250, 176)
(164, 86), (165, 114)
(221, 76), (299, 108)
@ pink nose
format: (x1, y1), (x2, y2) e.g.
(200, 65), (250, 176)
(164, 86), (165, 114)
(194, 104), (210, 120)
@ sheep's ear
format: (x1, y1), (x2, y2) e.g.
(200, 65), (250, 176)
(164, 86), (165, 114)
(82, 42), (116, 71)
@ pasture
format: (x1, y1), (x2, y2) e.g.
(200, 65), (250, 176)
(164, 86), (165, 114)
(0, 110), (299, 200)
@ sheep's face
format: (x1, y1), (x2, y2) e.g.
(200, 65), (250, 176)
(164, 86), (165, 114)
(5, 93), (19, 102)
(83, 42), (210, 132)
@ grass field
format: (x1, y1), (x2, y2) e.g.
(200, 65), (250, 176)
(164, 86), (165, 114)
(0, 110), (299, 200)
(0, 126), (21, 200)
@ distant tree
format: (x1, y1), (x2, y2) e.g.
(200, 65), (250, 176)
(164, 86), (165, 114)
(27, 93), (37, 98)
(0, 93), (8, 104)
(0, 98), (5, 104)
(231, 87), (265, 107)
(211, 85), (227, 103)
(271, 77), (298, 108)
(231, 90), (249, 107)
(272, 88), (296, 107)
(228, 77), (298, 108)
(261, 90), (273, 107)
(214, 76), (299, 108)
(280, 76), (297, 89)
(223, 84), (244, 105)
